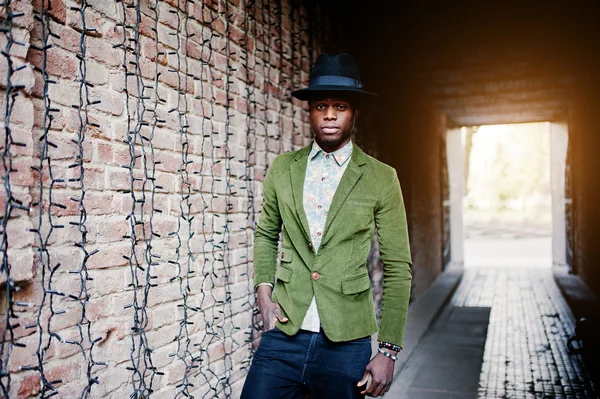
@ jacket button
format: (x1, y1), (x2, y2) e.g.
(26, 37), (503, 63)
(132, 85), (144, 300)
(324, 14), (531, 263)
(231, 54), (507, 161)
(311, 272), (320, 281)
(308, 242), (313, 250)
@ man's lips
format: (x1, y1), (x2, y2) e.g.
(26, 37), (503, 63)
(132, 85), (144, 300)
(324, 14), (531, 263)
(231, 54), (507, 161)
(321, 125), (340, 133)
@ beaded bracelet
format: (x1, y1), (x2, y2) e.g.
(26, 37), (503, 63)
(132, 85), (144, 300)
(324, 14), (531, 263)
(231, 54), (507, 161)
(377, 347), (399, 361)
(378, 341), (401, 352)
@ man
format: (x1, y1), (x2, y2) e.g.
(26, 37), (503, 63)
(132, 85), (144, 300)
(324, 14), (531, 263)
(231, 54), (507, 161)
(241, 53), (412, 398)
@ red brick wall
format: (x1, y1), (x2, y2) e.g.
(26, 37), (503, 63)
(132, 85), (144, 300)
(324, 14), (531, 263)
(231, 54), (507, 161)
(0, 0), (322, 397)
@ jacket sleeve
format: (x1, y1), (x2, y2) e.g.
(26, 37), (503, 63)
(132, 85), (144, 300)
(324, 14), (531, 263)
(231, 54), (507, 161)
(375, 167), (413, 347)
(253, 157), (283, 289)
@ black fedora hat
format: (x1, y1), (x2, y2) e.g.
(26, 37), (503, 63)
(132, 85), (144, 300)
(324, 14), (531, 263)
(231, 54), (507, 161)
(291, 53), (377, 101)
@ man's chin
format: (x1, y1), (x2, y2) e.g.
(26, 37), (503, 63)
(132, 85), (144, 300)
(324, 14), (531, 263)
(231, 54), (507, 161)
(315, 134), (351, 150)
(318, 132), (343, 142)
(317, 137), (340, 147)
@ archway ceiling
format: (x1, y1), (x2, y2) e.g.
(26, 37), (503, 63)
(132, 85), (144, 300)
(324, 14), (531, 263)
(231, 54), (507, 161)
(336, 1), (599, 126)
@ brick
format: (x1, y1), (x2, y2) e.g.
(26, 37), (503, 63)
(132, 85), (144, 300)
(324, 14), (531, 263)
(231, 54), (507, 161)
(81, 165), (105, 190)
(31, 98), (65, 131)
(0, 28), (30, 59)
(0, 58), (35, 95)
(8, 156), (35, 187)
(66, 6), (103, 37)
(138, 11), (158, 40)
(104, 166), (130, 191)
(146, 302), (178, 330)
(88, 0), (118, 20)
(0, 94), (34, 133)
(158, 2), (181, 30)
(43, 132), (92, 163)
(44, 355), (83, 382)
(49, 379), (87, 398)
(86, 293), (129, 323)
(151, 127), (177, 151)
(141, 35), (166, 64)
(16, 372), (41, 397)
(85, 60), (109, 85)
(89, 363), (130, 396)
(157, 22), (179, 50)
(86, 35), (122, 67)
(157, 63), (180, 89)
(48, 20), (80, 54)
(93, 140), (114, 164)
(91, 216), (128, 244)
(47, 78), (80, 108)
(89, 87), (124, 116)
(86, 242), (130, 269)
(7, 335), (38, 373)
(27, 47), (78, 88)
(31, 0), (67, 24)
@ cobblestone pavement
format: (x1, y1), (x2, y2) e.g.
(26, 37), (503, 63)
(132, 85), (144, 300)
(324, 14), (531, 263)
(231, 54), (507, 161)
(451, 268), (597, 399)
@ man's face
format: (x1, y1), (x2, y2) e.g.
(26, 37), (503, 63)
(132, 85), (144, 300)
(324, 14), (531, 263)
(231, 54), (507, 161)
(309, 96), (357, 152)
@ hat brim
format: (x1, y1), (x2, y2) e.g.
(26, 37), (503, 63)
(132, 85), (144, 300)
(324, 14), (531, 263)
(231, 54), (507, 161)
(291, 86), (378, 101)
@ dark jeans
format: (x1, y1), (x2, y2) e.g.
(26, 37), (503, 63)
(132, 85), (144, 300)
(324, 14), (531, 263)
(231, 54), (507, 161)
(241, 327), (372, 399)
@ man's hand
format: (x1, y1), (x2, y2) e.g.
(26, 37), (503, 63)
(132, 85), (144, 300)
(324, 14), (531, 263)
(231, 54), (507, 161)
(256, 284), (288, 331)
(357, 351), (397, 397)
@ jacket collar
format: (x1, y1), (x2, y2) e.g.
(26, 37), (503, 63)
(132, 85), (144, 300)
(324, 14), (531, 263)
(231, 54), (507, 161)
(293, 139), (367, 165)
(308, 140), (353, 167)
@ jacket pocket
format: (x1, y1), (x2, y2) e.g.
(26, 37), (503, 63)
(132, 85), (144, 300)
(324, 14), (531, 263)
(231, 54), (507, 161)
(280, 249), (293, 263)
(341, 273), (371, 295)
(346, 198), (376, 225)
(275, 265), (293, 283)
(348, 198), (377, 208)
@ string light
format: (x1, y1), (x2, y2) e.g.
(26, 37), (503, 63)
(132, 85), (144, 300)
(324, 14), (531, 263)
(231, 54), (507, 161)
(241, 0), (260, 368)
(119, 0), (169, 395)
(0, 1), (28, 396)
(29, 1), (64, 397)
(71, 2), (105, 394)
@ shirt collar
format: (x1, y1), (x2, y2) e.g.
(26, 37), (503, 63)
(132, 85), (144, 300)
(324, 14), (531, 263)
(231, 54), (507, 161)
(308, 140), (353, 166)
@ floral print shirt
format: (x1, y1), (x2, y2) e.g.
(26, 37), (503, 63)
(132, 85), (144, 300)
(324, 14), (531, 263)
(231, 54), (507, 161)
(300, 140), (353, 331)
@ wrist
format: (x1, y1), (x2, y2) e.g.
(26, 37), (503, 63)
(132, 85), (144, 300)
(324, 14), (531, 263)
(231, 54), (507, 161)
(256, 285), (273, 301)
(377, 347), (399, 361)
(378, 340), (402, 352)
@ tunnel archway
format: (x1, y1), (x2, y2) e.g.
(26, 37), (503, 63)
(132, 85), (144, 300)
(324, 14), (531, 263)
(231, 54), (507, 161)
(446, 122), (567, 270)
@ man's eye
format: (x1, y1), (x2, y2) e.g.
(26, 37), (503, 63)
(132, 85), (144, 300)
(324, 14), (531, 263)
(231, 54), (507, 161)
(336, 105), (347, 110)
(316, 104), (326, 110)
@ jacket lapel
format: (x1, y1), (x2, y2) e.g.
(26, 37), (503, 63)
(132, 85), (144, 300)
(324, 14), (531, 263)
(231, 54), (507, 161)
(289, 145), (312, 242)
(321, 144), (367, 246)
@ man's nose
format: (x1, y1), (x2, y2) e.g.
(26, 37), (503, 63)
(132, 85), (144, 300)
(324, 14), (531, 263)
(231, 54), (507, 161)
(324, 107), (336, 120)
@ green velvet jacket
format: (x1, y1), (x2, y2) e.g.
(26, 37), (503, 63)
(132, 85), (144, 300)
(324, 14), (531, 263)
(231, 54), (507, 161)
(253, 141), (413, 346)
